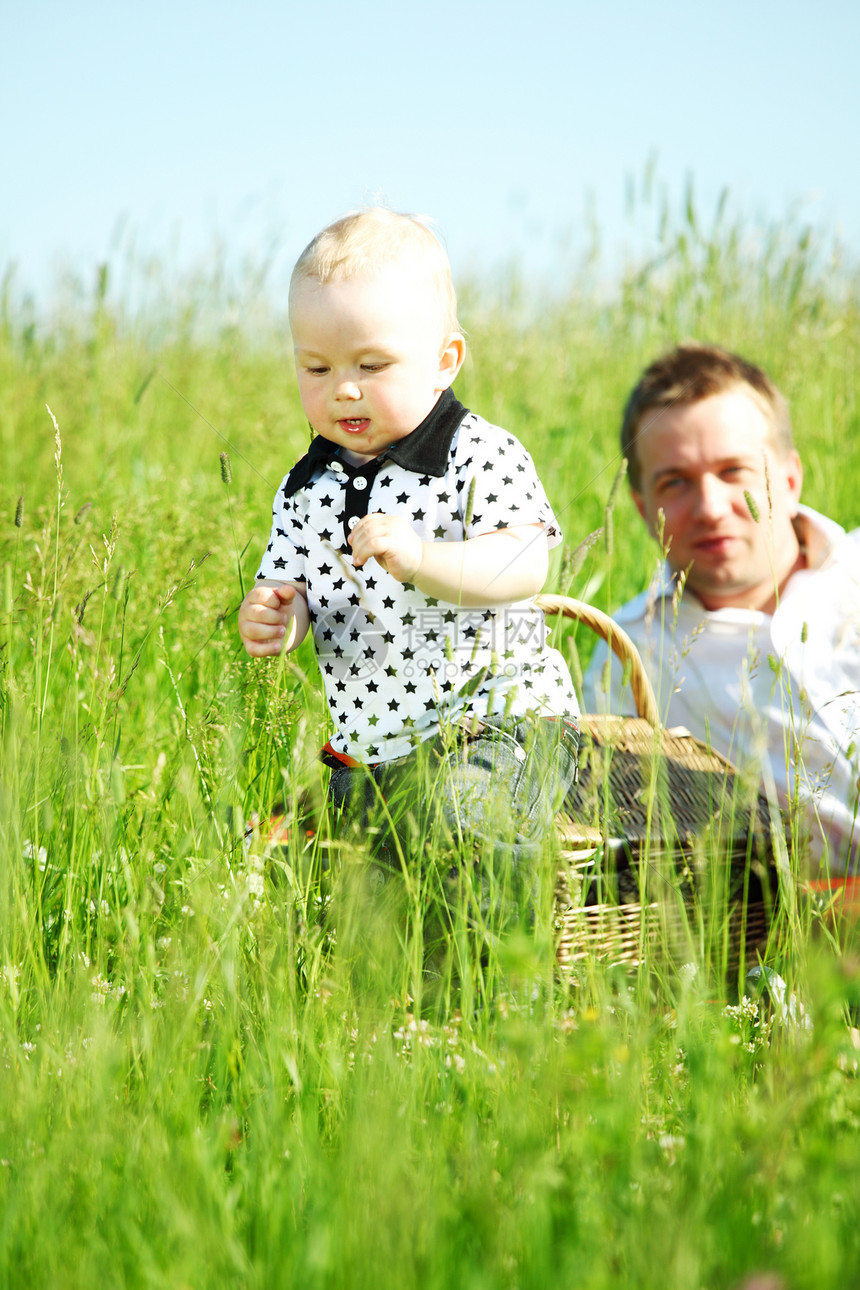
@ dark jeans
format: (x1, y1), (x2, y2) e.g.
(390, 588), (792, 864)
(328, 714), (580, 922)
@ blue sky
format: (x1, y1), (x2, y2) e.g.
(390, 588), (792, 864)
(2, 0), (858, 305)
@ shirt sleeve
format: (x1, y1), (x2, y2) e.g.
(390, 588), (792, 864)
(255, 477), (307, 582)
(456, 419), (564, 547)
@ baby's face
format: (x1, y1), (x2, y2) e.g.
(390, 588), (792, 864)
(290, 262), (463, 459)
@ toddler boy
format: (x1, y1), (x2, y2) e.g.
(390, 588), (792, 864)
(239, 208), (579, 896)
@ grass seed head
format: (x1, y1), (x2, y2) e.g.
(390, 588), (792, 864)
(464, 476), (477, 526)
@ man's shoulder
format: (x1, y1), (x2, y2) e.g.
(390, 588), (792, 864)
(608, 589), (657, 626)
(823, 519), (860, 576)
(592, 574), (712, 653)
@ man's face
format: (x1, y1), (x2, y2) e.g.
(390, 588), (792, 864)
(290, 263), (464, 460)
(631, 386), (803, 612)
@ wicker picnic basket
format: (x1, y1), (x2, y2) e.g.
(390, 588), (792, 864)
(536, 594), (779, 976)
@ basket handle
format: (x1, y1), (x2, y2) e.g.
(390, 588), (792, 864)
(536, 593), (660, 727)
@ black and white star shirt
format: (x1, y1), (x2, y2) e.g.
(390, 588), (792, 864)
(256, 390), (579, 764)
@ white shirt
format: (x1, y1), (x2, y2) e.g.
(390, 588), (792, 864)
(257, 393), (579, 763)
(583, 506), (860, 872)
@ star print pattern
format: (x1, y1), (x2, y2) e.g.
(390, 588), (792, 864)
(256, 410), (578, 761)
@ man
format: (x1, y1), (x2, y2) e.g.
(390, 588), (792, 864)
(583, 342), (860, 872)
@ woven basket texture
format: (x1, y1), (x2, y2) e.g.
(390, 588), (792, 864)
(536, 597), (780, 974)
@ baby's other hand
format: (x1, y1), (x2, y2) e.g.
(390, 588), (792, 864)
(238, 582), (303, 657)
(348, 514), (423, 583)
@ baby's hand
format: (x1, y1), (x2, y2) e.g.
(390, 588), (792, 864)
(238, 582), (305, 657)
(348, 514), (424, 583)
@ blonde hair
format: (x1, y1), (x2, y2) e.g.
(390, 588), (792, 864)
(290, 207), (460, 336)
(621, 342), (793, 490)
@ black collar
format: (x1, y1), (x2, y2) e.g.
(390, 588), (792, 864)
(280, 388), (468, 497)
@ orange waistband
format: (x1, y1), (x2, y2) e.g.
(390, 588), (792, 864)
(319, 740), (367, 770)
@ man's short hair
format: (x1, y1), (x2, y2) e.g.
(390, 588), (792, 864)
(290, 207), (460, 336)
(621, 342), (794, 490)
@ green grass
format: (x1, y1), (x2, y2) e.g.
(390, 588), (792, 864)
(1, 196), (860, 1288)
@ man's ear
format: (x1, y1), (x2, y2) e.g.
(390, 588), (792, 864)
(437, 333), (466, 390)
(784, 449), (803, 513)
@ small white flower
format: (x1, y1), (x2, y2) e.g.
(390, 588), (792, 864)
(23, 840), (48, 870)
(90, 974), (110, 1003)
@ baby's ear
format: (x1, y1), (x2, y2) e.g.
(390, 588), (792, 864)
(437, 333), (466, 389)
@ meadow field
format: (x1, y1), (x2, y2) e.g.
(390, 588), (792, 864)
(2, 199), (860, 1288)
